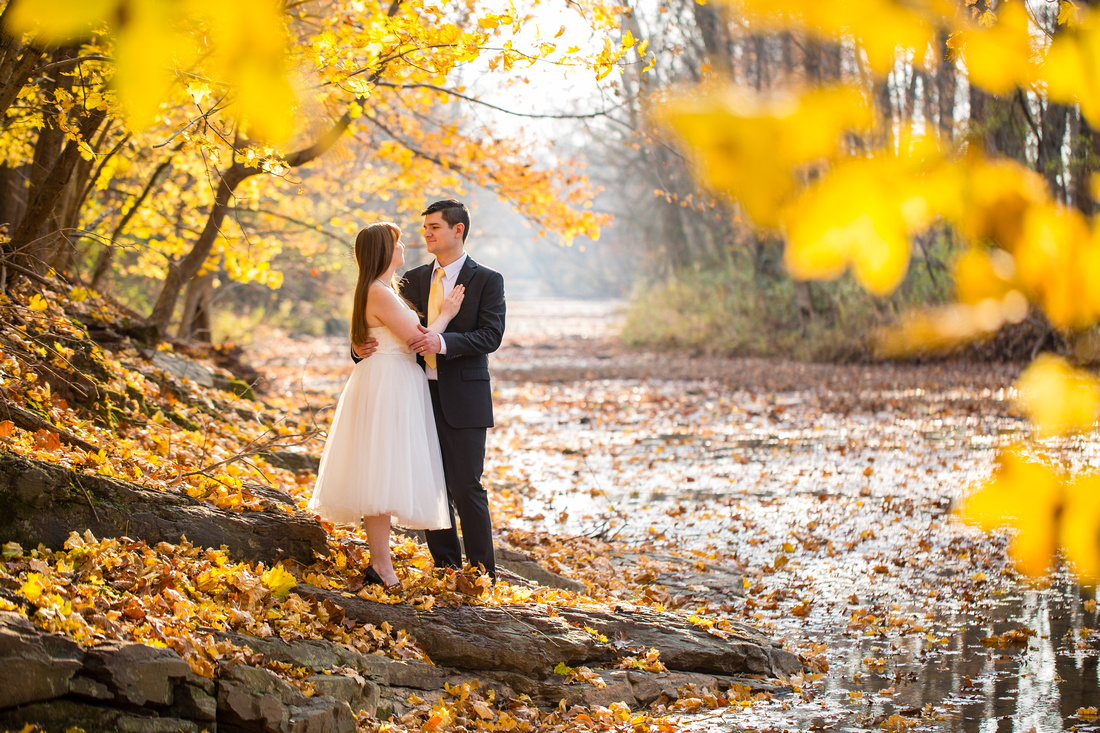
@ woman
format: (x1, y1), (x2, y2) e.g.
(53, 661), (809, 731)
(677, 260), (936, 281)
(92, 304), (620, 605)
(308, 222), (463, 589)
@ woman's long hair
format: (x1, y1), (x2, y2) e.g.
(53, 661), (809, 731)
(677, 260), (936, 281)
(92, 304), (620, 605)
(350, 222), (401, 346)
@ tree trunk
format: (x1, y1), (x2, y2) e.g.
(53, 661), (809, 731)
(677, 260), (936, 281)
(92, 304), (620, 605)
(146, 162), (250, 336)
(902, 66), (919, 123)
(146, 104), (361, 338)
(177, 271), (215, 342)
(1039, 101), (1069, 201)
(794, 280), (813, 334)
(935, 31), (957, 143)
(47, 122), (122, 276)
(0, 163), (29, 232)
(691, 0), (729, 72)
(752, 36), (766, 90)
(6, 106), (107, 275)
(968, 87), (1028, 163)
(43, 152), (95, 275)
(1070, 111), (1099, 215)
(872, 74), (894, 149)
(1074, 3), (1100, 214)
(0, 0), (45, 122)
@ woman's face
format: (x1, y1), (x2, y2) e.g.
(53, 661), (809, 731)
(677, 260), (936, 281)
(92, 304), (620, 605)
(390, 237), (405, 269)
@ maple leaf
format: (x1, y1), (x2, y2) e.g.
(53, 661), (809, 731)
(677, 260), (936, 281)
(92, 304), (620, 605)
(20, 573), (48, 601)
(261, 565), (297, 599)
(1059, 0), (1081, 26)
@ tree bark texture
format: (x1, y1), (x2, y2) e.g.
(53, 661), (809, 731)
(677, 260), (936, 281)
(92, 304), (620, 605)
(6, 102), (107, 274)
(90, 150), (173, 291)
(177, 271), (215, 342)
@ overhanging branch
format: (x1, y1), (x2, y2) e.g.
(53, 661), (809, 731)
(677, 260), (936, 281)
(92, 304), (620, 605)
(374, 81), (623, 119)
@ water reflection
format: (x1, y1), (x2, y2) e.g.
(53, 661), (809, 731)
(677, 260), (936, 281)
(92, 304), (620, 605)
(666, 577), (1099, 732)
(824, 579), (1100, 732)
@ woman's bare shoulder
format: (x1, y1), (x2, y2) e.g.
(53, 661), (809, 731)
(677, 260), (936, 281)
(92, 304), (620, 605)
(368, 281), (401, 303)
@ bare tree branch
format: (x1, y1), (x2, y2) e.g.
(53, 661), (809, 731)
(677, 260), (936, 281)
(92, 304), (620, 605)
(374, 81), (624, 119)
(230, 207), (348, 245)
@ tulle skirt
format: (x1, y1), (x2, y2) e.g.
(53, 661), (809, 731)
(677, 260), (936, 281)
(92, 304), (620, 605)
(307, 354), (451, 529)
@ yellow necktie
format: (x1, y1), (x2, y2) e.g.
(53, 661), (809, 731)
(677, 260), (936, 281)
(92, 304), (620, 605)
(424, 268), (444, 368)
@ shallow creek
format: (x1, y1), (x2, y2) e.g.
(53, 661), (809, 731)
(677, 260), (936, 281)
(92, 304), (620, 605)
(487, 299), (1100, 733)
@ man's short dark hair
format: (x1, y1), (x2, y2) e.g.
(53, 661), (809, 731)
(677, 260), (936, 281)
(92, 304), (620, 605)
(422, 199), (470, 241)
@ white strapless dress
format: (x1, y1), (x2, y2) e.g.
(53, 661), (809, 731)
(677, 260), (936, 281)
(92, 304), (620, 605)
(307, 316), (451, 530)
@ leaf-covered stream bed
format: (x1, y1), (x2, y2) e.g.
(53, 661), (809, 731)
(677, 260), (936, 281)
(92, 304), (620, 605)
(487, 300), (1100, 731)
(255, 298), (1100, 732)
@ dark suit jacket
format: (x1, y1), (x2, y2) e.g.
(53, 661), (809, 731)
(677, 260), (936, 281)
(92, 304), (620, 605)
(400, 256), (505, 429)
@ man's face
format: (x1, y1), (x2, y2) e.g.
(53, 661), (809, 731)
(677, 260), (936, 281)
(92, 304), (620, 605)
(422, 212), (464, 260)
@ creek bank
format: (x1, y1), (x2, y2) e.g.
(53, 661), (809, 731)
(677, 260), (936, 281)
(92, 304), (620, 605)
(0, 609), (790, 733)
(0, 452), (801, 731)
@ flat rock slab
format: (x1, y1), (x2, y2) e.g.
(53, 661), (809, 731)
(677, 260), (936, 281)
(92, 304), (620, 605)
(298, 584), (802, 681)
(217, 627), (788, 718)
(0, 452), (326, 565)
(552, 605), (799, 678)
(0, 611), (82, 709)
(151, 352), (215, 389)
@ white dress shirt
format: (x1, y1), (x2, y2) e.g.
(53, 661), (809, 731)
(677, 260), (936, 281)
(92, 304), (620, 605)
(426, 252), (467, 380)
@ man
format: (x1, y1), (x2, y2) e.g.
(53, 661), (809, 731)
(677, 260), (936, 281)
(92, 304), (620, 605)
(355, 199), (505, 578)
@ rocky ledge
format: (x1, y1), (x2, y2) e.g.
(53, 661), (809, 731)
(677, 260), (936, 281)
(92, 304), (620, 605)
(0, 609), (796, 733)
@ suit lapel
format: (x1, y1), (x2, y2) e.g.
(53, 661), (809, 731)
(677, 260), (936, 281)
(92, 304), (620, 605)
(420, 264), (433, 314)
(456, 257), (478, 288)
(446, 257), (478, 329)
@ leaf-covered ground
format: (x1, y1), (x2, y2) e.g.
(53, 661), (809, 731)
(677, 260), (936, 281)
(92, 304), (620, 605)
(3, 283), (1100, 731)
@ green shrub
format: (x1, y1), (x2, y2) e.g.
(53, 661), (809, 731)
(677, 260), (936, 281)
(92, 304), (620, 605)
(622, 241), (955, 362)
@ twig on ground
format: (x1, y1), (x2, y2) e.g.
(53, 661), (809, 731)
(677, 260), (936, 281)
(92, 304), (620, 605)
(0, 394), (99, 453)
(167, 428), (321, 487)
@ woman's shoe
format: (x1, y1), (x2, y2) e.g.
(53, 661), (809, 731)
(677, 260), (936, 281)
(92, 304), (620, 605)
(362, 566), (385, 586)
(362, 566), (401, 592)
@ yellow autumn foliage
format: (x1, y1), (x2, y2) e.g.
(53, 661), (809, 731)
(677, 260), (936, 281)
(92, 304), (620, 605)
(8, 0), (294, 140)
(724, 0), (958, 73)
(1014, 355), (1100, 438)
(1061, 474), (1100, 587)
(782, 147), (939, 295)
(1044, 10), (1100, 127)
(955, 450), (1063, 579)
(658, 84), (871, 228)
(954, 1), (1036, 96)
(261, 565), (298, 600)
